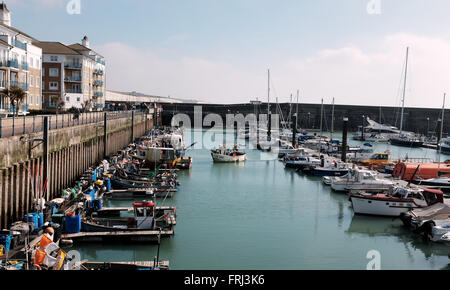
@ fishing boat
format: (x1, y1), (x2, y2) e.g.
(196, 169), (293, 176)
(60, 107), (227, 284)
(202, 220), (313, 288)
(211, 146), (246, 163)
(350, 186), (444, 217)
(330, 167), (394, 192)
(346, 143), (375, 162)
(82, 201), (176, 233)
(134, 146), (193, 169)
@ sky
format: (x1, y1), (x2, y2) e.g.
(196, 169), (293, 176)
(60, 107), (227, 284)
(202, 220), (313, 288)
(6, 0), (450, 107)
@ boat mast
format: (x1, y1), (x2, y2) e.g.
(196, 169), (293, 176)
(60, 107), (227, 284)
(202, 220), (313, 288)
(438, 93), (446, 172)
(399, 47), (409, 136)
(331, 97), (335, 140)
(296, 89), (299, 126)
(267, 69), (271, 139)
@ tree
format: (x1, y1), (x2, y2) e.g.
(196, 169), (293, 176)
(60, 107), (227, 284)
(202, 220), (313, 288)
(1, 86), (26, 116)
(54, 96), (65, 114)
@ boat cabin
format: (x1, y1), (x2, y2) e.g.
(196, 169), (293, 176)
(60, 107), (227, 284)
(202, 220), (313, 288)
(132, 201), (155, 230)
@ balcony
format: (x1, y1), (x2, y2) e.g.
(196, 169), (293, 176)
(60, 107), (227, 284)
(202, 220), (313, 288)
(20, 82), (28, 91)
(94, 69), (104, 75)
(8, 59), (19, 69)
(0, 80), (5, 88)
(93, 92), (103, 98)
(10, 81), (18, 87)
(93, 80), (104, 86)
(21, 62), (28, 71)
(65, 89), (82, 94)
(64, 76), (82, 82)
(95, 58), (105, 65)
(12, 39), (27, 51)
(64, 63), (82, 69)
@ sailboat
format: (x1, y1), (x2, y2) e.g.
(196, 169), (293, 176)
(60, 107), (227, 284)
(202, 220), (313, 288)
(390, 47), (424, 147)
(256, 69), (276, 152)
(415, 94), (450, 193)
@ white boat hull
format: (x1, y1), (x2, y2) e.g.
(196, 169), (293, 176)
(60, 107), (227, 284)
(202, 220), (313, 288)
(211, 152), (247, 163)
(350, 196), (417, 217)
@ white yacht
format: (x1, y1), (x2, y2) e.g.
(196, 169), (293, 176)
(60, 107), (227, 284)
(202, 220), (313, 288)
(330, 167), (394, 192)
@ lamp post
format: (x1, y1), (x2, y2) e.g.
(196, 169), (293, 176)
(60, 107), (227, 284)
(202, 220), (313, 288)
(361, 115), (365, 141)
(426, 117), (430, 139)
(308, 112), (311, 129)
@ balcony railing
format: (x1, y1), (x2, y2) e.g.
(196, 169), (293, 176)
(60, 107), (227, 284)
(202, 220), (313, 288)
(12, 39), (27, 51)
(94, 80), (104, 86)
(96, 58), (105, 65)
(64, 63), (82, 69)
(64, 77), (82, 82)
(65, 89), (82, 94)
(21, 62), (28, 71)
(94, 92), (103, 98)
(10, 81), (18, 87)
(8, 60), (19, 69)
(94, 69), (104, 75)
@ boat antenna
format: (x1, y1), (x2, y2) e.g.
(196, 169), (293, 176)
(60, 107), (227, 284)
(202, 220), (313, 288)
(399, 47), (409, 136)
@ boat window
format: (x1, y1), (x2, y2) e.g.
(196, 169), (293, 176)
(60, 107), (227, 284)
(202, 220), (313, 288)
(135, 208), (145, 217)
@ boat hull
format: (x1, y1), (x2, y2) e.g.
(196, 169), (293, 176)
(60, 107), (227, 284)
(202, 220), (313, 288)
(350, 196), (417, 217)
(211, 152), (246, 163)
(390, 138), (423, 148)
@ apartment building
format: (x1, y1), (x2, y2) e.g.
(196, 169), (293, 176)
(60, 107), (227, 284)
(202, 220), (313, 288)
(36, 36), (106, 111)
(0, 2), (42, 115)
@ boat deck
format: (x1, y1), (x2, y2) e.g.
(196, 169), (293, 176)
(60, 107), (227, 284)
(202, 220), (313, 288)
(62, 229), (174, 244)
(107, 188), (176, 198)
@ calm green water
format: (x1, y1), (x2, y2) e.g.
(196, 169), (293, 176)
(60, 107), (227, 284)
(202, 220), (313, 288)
(69, 129), (450, 270)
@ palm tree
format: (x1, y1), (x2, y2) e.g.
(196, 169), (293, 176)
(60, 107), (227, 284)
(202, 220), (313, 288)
(1, 86), (26, 116)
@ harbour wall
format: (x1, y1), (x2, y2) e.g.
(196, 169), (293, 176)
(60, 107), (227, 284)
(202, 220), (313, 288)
(161, 103), (447, 135)
(0, 112), (153, 228)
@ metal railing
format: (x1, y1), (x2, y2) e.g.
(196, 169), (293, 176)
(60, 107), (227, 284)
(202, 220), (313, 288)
(12, 39), (27, 51)
(0, 110), (146, 138)
(8, 60), (19, 69)
(64, 77), (82, 82)
(65, 89), (82, 94)
(64, 63), (82, 69)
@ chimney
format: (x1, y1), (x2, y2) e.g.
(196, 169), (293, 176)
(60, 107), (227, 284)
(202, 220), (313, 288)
(0, 2), (11, 26)
(82, 36), (90, 48)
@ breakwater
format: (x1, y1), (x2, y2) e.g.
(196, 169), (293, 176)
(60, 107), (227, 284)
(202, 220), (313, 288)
(161, 103), (448, 135)
(0, 111), (153, 228)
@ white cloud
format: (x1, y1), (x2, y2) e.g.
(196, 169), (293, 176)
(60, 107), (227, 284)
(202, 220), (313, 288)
(96, 33), (450, 108)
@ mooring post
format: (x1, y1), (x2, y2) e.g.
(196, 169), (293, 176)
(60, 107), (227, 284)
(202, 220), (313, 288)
(341, 117), (348, 162)
(292, 113), (297, 147)
(103, 112), (107, 159)
(43, 116), (49, 200)
(131, 110), (135, 142)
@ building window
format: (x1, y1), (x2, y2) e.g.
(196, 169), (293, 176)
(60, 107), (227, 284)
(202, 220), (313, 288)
(0, 70), (5, 88)
(76, 97), (80, 102)
(42, 69), (45, 76)
(50, 56), (58, 62)
(49, 82), (58, 90)
(42, 81), (45, 89)
(36, 95), (40, 105)
(36, 77), (39, 87)
(49, 68), (59, 77)
(29, 76), (33, 87)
